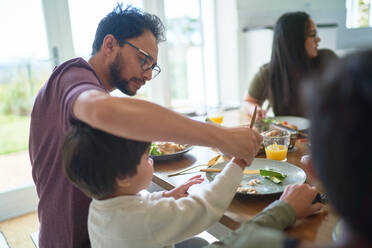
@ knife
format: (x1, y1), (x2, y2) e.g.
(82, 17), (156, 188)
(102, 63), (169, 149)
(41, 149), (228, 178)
(312, 193), (328, 204)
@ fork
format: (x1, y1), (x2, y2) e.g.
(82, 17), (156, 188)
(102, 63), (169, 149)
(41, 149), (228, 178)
(168, 154), (223, 177)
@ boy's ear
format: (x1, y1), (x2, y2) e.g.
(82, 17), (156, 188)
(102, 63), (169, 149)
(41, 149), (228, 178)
(116, 177), (131, 188)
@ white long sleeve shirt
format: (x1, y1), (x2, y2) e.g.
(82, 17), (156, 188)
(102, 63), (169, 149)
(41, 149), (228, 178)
(88, 162), (243, 248)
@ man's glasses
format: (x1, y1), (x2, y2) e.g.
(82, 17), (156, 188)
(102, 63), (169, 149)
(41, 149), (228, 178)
(118, 39), (161, 79)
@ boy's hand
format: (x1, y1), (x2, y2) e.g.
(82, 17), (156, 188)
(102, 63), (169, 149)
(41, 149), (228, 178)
(231, 157), (247, 170)
(163, 175), (204, 199)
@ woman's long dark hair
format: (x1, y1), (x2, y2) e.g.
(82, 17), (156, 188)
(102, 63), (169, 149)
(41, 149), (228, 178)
(269, 12), (311, 115)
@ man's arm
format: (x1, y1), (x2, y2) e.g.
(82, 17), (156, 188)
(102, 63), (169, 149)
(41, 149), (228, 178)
(73, 89), (262, 162)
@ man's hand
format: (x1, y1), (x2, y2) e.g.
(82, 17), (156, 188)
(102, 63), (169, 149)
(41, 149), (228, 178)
(163, 175), (204, 199)
(280, 184), (324, 219)
(218, 127), (262, 165)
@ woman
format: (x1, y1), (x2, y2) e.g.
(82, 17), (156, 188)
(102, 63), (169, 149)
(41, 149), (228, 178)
(243, 12), (335, 119)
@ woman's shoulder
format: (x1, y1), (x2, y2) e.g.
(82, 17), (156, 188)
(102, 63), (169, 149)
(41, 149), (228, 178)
(317, 49), (338, 60)
(260, 63), (270, 73)
(312, 49), (339, 74)
(253, 63), (270, 80)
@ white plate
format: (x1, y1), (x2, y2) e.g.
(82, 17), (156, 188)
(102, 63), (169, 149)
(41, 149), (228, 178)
(151, 145), (193, 161)
(206, 158), (307, 196)
(271, 116), (310, 131)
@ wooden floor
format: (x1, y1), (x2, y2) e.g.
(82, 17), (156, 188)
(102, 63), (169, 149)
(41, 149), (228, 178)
(0, 151), (33, 192)
(0, 182), (163, 248)
(0, 211), (38, 248)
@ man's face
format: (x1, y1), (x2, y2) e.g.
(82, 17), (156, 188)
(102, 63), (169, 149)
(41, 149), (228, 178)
(109, 30), (159, 96)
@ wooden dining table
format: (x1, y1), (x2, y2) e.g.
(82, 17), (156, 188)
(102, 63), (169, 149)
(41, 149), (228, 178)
(152, 110), (338, 245)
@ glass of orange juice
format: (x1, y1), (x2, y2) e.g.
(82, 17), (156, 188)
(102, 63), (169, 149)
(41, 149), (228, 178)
(207, 106), (224, 124)
(263, 129), (290, 161)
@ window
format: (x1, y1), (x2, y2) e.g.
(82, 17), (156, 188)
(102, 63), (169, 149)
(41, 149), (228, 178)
(0, 0), (51, 220)
(346, 0), (372, 28)
(163, 0), (205, 112)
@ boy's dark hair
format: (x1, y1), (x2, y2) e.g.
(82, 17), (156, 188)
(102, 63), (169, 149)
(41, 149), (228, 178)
(92, 3), (166, 55)
(308, 49), (372, 241)
(62, 121), (150, 199)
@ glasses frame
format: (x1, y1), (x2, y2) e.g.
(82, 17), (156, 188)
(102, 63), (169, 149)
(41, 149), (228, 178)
(118, 39), (161, 79)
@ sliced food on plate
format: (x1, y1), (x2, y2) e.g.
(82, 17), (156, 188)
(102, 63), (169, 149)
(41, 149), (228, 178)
(150, 142), (186, 155)
(150, 142), (193, 161)
(205, 158), (306, 195)
(271, 116), (310, 131)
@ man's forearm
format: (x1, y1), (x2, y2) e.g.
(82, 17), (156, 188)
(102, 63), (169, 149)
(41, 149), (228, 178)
(75, 90), (261, 161)
(88, 96), (226, 146)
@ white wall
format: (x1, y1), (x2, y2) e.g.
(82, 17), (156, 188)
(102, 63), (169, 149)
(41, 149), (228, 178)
(237, 0), (344, 28)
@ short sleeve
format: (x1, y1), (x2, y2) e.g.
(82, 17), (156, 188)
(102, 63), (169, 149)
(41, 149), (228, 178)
(60, 66), (106, 125)
(248, 63), (270, 102)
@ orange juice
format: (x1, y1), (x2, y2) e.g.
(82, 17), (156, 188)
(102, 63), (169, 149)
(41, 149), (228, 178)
(209, 116), (224, 124)
(265, 143), (288, 161)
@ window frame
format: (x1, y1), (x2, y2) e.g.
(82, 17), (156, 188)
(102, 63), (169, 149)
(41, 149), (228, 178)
(1, 0), (236, 220)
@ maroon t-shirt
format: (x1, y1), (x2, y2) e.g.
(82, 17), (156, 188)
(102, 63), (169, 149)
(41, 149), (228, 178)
(29, 58), (106, 248)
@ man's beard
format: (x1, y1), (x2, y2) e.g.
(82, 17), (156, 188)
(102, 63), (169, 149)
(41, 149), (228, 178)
(109, 53), (135, 96)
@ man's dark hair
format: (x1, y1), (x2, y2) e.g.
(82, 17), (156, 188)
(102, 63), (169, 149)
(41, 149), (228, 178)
(62, 121), (151, 199)
(92, 3), (166, 55)
(270, 11), (311, 116)
(307, 49), (372, 241)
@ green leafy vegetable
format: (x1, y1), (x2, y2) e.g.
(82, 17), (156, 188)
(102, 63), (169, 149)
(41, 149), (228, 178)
(150, 143), (162, 156)
(261, 118), (274, 124)
(260, 169), (287, 184)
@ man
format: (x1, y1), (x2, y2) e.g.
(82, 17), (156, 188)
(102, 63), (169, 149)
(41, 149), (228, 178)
(204, 50), (372, 248)
(29, 4), (261, 247)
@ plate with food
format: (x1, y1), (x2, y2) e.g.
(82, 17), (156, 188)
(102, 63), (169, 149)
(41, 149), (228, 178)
(270, 116), (310, 131)
(205, 158), (306, 196)
(255, 116), (309, 132)
(150, 142), (193, 161)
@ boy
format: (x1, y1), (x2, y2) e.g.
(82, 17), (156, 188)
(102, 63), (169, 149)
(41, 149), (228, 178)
(63, 120), (321, 248)
(62, 121), (247, 248)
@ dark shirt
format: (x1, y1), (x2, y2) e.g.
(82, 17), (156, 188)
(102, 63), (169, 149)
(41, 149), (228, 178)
(29, 58), (106, 248)
(248, 63), (305, 117)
